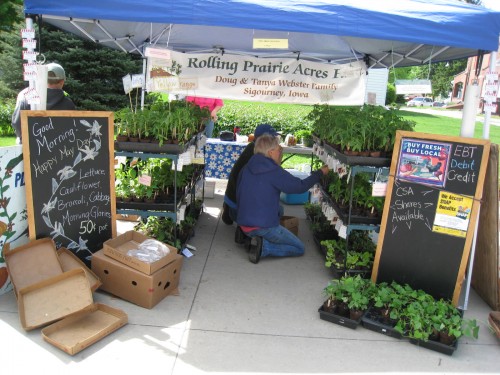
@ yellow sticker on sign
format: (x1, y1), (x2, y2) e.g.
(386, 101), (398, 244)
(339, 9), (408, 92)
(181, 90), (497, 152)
(432, 191), (472, 237)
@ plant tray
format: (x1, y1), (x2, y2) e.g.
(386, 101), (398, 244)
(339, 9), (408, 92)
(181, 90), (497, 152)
(319, 187), (381, 225)
(116, 200), (177, 212)
(361, 306), (403, 339)
(318, 305), (362, 329)
(115, 134), (198, 154)
(330, 266), (371, 279)
(409, 337), (458, 356)
(322, 143), (391, 167)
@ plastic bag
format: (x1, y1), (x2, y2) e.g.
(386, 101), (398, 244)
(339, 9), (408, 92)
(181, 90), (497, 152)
(127, 239), (170, 263)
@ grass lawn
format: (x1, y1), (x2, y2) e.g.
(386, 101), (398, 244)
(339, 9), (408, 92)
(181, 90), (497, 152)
(399, 110), (500, 145)
(0, 136), (16, 147)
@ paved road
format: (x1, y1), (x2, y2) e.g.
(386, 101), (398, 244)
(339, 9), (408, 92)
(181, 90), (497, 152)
(402, 107), (500, 127)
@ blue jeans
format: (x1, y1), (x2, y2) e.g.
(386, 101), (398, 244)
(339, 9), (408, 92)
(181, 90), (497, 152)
(247, 225), (305, 258)
(204, 119), (215, 138)
(225, 196), (285, 224)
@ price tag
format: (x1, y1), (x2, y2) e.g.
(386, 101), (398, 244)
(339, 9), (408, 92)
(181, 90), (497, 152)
(177, 204), (186, 224)
(21, 29), (35, 39)
(181, 248), (194, 258)
(22, 50), (37, 62)
(338, 225), (347, 239)
(122, 74), (132, 94)
(372, 182), (387, 197)
(335, 219), (343, 232)
(23, 71), (36, 82)
(139, 174), (151, 186)
(22, 39), (37, 49)
(23, 62), (37, 73)
(179, 150), (192, 165)
(131, 74), (144, 89)
(330, 216), (338, 226)
(130, 157), (139, 167)
(484, 102), (497, 114)
(115, 156), (127, 167)
(24, 87), (40, 104)
(173, 159), (184, 171)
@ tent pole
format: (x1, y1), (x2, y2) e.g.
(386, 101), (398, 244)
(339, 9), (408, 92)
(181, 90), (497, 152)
(141, 57), (146, 110)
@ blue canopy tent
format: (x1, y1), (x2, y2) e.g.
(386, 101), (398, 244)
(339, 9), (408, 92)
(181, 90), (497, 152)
(22, 0), (500, 68)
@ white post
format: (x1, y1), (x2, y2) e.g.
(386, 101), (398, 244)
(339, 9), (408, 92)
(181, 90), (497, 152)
(460, 81), (480, 138)
(35, 64), (48, 110)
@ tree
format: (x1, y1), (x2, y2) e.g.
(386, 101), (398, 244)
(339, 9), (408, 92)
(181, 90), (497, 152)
(0, 7), (143, 111)
(0, 0), (23, 31)
(40, 25), (143, 111)
(430, 60), (467, 99)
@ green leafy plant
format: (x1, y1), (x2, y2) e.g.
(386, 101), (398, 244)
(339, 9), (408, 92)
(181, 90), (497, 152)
(308, 104), (416, 154)
(341, 275), (375, 311)
(304, 202), (323, 221)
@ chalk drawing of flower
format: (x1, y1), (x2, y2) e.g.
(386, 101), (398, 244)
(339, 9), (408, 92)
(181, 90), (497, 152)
(79, 145), (98, 161)
(82, 119), (102, 137)
(41, 197), (57, 214)
(50, 221), (64, 237)
(57, 166), (77, 181)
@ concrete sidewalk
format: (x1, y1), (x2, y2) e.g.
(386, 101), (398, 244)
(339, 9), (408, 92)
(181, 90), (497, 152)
(0, 179), (499, 374)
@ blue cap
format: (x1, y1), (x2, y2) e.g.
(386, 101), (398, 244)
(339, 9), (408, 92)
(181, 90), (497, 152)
(254, 124), (279, 138)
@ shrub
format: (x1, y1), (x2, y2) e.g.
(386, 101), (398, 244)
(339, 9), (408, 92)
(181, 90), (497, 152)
(215, 100), (313, 137)
(0, 99), (15, 136)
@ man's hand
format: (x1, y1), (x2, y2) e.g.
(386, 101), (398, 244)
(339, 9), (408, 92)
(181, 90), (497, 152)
(320, 165), (330, 175)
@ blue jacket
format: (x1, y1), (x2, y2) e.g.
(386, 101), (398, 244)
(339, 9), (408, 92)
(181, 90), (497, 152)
(236, 153), (322, 228)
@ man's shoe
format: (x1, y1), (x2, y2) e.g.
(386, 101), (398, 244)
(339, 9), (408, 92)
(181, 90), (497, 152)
(248, 236), (263, 264)
(221, 202), (233, 225)
(235, 226), (247, 244)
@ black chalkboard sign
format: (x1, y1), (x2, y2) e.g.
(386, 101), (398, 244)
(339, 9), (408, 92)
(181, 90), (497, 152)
(372, 131), (490, 305)
(21, 111), (116, 266)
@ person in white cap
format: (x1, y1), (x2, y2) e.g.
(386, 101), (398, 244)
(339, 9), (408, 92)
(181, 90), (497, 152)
(11, 62), (76, 143)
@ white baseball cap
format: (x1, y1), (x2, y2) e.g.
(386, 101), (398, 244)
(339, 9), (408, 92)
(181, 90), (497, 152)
(47, 63), (66, 80)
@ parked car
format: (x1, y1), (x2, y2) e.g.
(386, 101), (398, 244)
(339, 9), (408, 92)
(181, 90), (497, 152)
(432, 101), (446, 107)
(407, 97), (433, 107)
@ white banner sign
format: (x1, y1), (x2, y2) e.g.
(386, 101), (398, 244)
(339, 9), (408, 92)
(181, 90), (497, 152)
(145, 48), (367, 105)
(395, 79), (432, 95)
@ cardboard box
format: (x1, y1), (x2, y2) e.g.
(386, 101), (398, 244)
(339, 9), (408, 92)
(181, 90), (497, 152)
(280, 215), (299, 236)
(103, 230), (178, 275)
(18, 268), (94, 331)
(4, 238), (63, 296)
(6, 239), (127, 354)
(91, 249), (183, 309)
(41, 303), (128, 355)
(57, 247), (102, 292)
